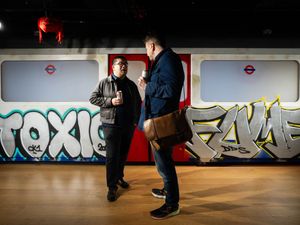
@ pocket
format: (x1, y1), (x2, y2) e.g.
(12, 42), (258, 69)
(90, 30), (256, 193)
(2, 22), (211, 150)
(100, 108), (112, 119)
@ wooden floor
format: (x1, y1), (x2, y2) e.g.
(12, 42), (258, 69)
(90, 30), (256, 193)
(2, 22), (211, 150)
(0, 164), (300, 225)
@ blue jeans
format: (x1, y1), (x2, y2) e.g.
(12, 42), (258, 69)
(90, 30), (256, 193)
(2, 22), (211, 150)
(152, 146), (179, 207)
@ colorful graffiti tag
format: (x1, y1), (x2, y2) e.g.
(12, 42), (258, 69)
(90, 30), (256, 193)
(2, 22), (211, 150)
(0, 109), (106, 162)
(0, 99), (300, 162)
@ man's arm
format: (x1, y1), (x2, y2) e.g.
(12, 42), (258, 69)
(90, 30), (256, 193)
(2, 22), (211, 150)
(89, 81), (114, 107)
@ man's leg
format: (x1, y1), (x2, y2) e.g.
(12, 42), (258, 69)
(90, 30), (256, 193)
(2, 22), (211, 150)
(152, 146), (179, 207)
(118, 126), (135, 186)
(103, 126), (121, 200)
(150, 146), (180, 219)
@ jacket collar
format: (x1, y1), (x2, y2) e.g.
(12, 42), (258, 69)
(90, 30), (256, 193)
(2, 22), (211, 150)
(108, 74), (128, 82)
(150, 47), (171, 71)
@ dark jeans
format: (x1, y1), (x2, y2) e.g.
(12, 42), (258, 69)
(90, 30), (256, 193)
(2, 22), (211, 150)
(103, 125), (135, 190)
(152, 146), (179, 207)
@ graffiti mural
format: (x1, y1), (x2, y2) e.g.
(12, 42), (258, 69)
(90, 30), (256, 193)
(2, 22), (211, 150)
(0, 99), (300, 162)
(0, 108), (106, 162)
(186, 99), (300, 162)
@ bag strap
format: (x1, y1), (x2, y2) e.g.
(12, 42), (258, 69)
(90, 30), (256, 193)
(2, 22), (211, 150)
(183, 78), (187, 107)
(150, 140), (160, 151)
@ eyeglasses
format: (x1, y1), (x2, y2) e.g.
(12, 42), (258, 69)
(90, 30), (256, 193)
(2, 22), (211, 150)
(114, 62), (128, 66)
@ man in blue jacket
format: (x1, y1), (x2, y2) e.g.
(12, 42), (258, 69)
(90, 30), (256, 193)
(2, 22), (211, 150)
(138, 32), (184, 219)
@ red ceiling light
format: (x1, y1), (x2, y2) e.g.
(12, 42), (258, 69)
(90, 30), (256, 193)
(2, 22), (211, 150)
(38, 17), (63, 44)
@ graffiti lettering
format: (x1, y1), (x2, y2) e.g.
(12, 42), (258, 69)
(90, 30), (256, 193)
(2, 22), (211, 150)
(98, 143), (106, 151)
(186, 100), (300, 162)
(48, 110), (81, 158)
(0, 99), (300, 162)
(221, 145), (250, 154)
(28, 145), (42, 154)
(0, 109), (106, 161)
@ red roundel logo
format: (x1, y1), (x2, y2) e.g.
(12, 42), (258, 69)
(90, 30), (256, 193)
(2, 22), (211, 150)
(244, 65), (255, 75)
(45, 64), (56, 75)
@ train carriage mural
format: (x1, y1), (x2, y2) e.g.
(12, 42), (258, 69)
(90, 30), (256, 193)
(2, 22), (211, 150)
(0, 49), (299, 163)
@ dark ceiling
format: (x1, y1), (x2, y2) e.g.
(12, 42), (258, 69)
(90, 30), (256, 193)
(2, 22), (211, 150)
(1, 0), (300, 48)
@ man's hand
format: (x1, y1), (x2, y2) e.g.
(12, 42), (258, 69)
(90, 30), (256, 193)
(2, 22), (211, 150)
(112, 97), (123, 106)
(138, 76), (147, 91)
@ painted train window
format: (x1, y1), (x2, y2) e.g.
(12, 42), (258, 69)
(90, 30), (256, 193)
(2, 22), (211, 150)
(200, 60), (299, 102)
(1, 60), (99, 102)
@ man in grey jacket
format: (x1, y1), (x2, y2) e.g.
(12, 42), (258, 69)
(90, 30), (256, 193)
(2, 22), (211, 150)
(90, 55), (141, 202)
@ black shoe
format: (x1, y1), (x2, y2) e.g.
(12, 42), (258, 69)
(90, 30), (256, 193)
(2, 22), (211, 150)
(107, 188), (117, 202)
(151, 188), (166, 199)
(118, 178), (129, 189)
(150, 204), (180, 219)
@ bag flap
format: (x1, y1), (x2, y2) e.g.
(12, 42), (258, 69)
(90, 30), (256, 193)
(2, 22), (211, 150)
(143, 118), (157, 140)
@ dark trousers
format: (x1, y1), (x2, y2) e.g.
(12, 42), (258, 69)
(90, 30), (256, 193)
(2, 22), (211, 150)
(152, 146), (179, 207)
(103, 125), (135, 190)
